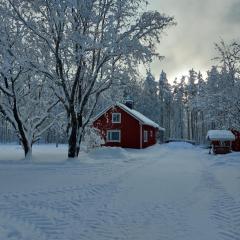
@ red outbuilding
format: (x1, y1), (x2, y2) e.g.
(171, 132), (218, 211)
(93, 101), (165, 149)
(231, 129), (240, 151)
(206, 130), (235, 154)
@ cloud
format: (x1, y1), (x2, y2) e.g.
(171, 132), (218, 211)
(226, 1), (240, 23)
(147, 0), (240, 82)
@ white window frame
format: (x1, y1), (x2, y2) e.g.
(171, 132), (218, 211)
(107, 130), (121, 142)
(144, 130), (148, 142)
(112, 113), (121, 123)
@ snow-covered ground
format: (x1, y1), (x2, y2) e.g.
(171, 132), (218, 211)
(0, 143), (239, 240)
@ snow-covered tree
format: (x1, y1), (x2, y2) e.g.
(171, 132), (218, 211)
(185, 69), (197, 140)
(7, 0), (175, 158)
(84, 126), (105, 152)
(158, 70), (172, 138)
(94, 64), (141, 114)
(172, 77), (186, 139)
(213, 41), (240, 130)
(214, 41), (240, 85)
(0, 10), (59, 159)
(139, 71), (159, 122)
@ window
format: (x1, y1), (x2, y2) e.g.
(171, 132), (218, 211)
(112, 113), (121, 123)
(144, 130), (148, 142)
(107, 130), (121, 142)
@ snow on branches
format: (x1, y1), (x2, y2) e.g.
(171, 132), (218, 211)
(0, 5), (59, 159)
(4, 0), (175, 157)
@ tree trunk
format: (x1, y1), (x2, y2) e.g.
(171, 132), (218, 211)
(19, 133), (32, 160)
(23, 142), (32, 160)
(68, 110), (84, 158)
(68, 110), (80, 158)
(12, 99), (33, 160)
(68, 124), (78, 158)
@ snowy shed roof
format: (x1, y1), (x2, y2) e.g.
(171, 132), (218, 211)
(206, 130), (235, 141)
(93, 103), (165, 131)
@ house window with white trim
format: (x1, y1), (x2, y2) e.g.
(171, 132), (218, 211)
(107, 130), (121, 142)
(144, 130), (148, 142)
(112, 113), (121, 123)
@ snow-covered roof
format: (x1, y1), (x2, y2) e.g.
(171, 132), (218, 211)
(117, 103), (165, 130)
(206, 130), (235, 141)
(93, 103), (165, 131)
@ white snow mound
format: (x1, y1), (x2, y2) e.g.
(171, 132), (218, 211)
(166, 142), (195, 149)
(87, 147), (130, 161)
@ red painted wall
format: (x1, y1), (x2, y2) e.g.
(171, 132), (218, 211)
(142, 125), (157, 148)
(93, 106), (158, 149)
(93, 106), (141, 148)
(211, 140), (232, 154)
(231, 130), (240, 151)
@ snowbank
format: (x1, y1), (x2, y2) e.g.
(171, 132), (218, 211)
(165, 141), (195, 149)
(0, 144), (24, 162)
(0, 144), (132, 163)
(0, 144), (68, 163)
(82, 147), (130, 162)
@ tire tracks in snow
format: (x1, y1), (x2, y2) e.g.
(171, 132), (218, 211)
(0, 157), (159, 240)
(201, 170), (240, 240)
(0, 182), (121, 239)
(0, 147), (197, 240)
(91, 153), (192, 240)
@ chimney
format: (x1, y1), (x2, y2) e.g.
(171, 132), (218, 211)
(124, 99), (134, 109)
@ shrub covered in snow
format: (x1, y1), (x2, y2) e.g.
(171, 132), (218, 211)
(84, 127), (105, 152)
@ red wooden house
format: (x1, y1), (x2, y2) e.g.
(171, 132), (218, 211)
(93, 101), (165, 149)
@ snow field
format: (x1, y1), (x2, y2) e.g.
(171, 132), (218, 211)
(0, 143), (239, 240)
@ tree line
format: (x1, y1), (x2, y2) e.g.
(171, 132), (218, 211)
(123, 41), (240, 143)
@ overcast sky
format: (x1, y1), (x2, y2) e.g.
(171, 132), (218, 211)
(147, 0), (240, 82)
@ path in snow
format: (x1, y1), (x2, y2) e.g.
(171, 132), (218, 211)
(0, 143), (239, 240)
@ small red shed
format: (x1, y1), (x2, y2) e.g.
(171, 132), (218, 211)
(231, 129), (240, 151)
(206, 130), (235, 154)
(93, 102), (165, 149)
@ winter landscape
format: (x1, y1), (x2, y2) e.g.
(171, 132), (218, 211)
(0, 0), (240, 239)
